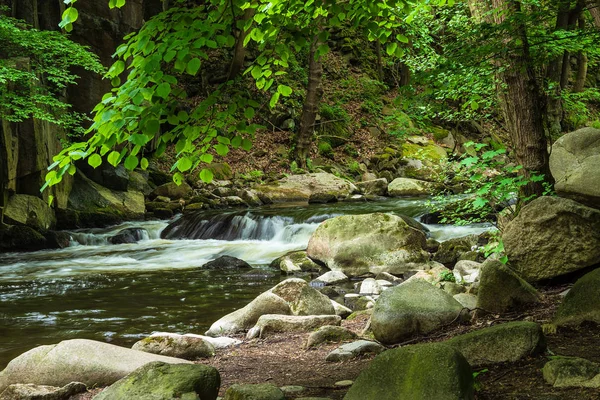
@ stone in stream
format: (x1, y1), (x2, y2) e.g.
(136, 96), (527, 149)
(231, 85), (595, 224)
(131, 335), (215, 360)
(109, 228), (148, 244)
(355, 178), (388, 196)
(311, 271), (349, 286)
(206, 278), (334, 336)
(0, 382), (87, 400)
(371, 280), (465, 345)
(387, 178), (434, 197)
(270, 250), (323, 274)
(0, 339), (192, 392)
(246, 315), (341, 339)
(201, 255), (252, 270)
(325, 340), (386, 362)
(543, 357), (600, 388)
(93, 362), (220, 400)
(502, 196), (600, 282)
(345, 343), (474, 400)
(445, 321), (546, 367)
(3, 194), (56, 231)
(224, 383), (285, 400)
(307, 213), (429, 276)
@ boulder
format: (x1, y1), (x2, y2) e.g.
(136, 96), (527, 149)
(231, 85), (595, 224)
(402, 262), (452, 285)
(371, 280), (464, 344)
(109, 228), (148, 244)
(3, 194), (56, 231)
(201, 256), (252, 270)
(553, 267), (600, 327)
(476, 260), (540, 314)
(93, 362), (220, 400)
(445, 322), (546, 367)
(270, 278), (335, 316)
(0, 225), (47, 252)
(0, 382), (86, 400)
(549, 127), (600, 208)
(355, 178), (388, 196)
(254, 173), (357, 203)
(543, 357), (600, 388)
(307, 213), (429, 276)
(331, 300), (352, 318)
(453, 260), (483, 284)
(502, 196), (600, 281)
(270, 251), (322, 274)
(0, 339), (192, 392)
(433, 235), (478, 265)
(387, 178), (433, 197)
(148, 332), (241, 350)
(237, 189), (263, 207)
(150, 181), (193, 200)
(205, 292), (291, 336)
(453, 293), (477, 310)
(306, 326), (357, 348)
(247, 315), (341, 339)
(345, 343), (473, 400)
(325, 340), (385, 362)
(312, 271), (349, 286)
(132, 335), (215, 360)
(224, 384), (284, 400)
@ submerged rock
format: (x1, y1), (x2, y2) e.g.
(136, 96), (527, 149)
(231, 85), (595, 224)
(0, 339), (192, 392)
(371, 280), (464, 345)
(109, 228), (148, 244)
(502, 196), (600, 282)
(345, 343), (473, 400)
(307, 213), (429, 276)
(94, 362), (220, 400)
(201, 255), (252, 270)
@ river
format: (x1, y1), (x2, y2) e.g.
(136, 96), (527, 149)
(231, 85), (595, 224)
(0, 197), (490, 368)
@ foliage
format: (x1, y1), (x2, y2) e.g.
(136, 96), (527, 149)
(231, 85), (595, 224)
(44, 0), (441, 192)
(0, 13), (104, 133)
(473, 368), (489, 392)
(317, 141), (333, 157)
(483, 230), (507, 264)
(439, 270), (456, 283)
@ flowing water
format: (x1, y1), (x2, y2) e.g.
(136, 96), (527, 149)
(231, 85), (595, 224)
(0, 198), (490, 368)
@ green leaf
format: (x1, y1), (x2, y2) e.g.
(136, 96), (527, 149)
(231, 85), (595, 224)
(144, 119), (160, 135)
(88, 153), (102, 168)
(386, 42), (398, 56)
(124, 154), (139, 170)
(277, 85), (293, 97)
(129, 134), (149, 146)
(173, 172), (184, 185)
(140, 157), (149, 170)
(200, 153), (213, 163)
(214, 143), (229, 156)
(269, 92), (280, 108)
(107, 151), (121, 167)
(186, 58), (201, 75)
(199, 168), (214, 183)
(244, 107), (255, 119)
(177, 156), (193, 172)
(241, 138), (252, 151)
(156, 82), (171, 98)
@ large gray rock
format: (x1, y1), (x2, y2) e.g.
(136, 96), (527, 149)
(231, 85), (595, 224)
(150, 181), (193, 200)
(307, 213), (429, 276)
(93, 362), (220, 400)
(388, 178), (433, 197)
(325, 340), (385, 362)
(247, 315), (341, 339)
(446, 322), (546, 367)
(3, 194), (56, 231)
(554, 267), (600, 327)
(543, 357), (600, 388)
(502, 196), (600, 281)
(0, 339), (192, 392)
(345, 343), (473, 400)
(224, 384), (284, 400)
(205, 292), (291, 336)
(550, 127), (600, 208)
(453, 260), (482, 284)
(476, 260), (540, 314)
(131, 335), (215, 360)
(270, 251), (322, 274)
(0, 382), (86, 400)
(433, 235), (478, 265)
(371, 280), (464, 345)
(355, 178), (388, 196)
(206, 278), (334, 336)
(254, 173), (357, 203)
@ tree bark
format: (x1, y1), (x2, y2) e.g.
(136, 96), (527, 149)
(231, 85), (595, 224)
(375, 41), (384, 82)
(294, 36), (323, 168)
(227, 8), (254, 81)
(574, 15), (588, 92)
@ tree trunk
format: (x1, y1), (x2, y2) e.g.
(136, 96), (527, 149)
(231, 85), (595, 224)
(375, 41), (384, 82)
(574, 15), (588, 92)
(590, 1), (600, 27)
(489, 0), (552, 197)
(227, 8), (254, 81)
(545, 2), (569, 139)
(294, 36), (323, 168)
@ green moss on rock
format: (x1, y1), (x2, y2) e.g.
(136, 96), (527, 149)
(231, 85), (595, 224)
(554, 268), (600, 327)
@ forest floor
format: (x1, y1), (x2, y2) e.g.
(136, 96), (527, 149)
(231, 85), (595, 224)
(71, 284), (600, 400)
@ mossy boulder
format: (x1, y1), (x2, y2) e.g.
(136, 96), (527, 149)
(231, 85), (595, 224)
(131, 335), (215, 360)
(270, 278), (335, 316)
(224, 384), (285, 400)
(344, 343), (473, 400)
(402, 141), (448, 162)
(502, 196), (600, 282)
(543, 357), (600, 388)
(3, 194), (56, 231)
(476, 260), (540, 314)
(0, 225), (47, 252)
(150, 181), (193, 200)
(434, 235), (479, 265)
(553, 267), (600, 327)
(270, 251), (323, 274)
(0, 382), (87, 400)
(307, 213), (429, 276)
(371, 280), (464, 344)
(446, 321), (546, 367)
(247, 314), (341, 339)
(94, 362), (220, 400)
(306, 326), (358, 348)
(388, 178), (433, 197)
(254, 173), (357, 203)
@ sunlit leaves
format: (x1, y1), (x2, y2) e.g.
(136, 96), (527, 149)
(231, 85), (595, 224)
(88, 154), (102, 168)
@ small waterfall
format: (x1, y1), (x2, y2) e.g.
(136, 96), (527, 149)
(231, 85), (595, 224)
(69, 220), (168, 246)
(161, 212), (318, 243)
